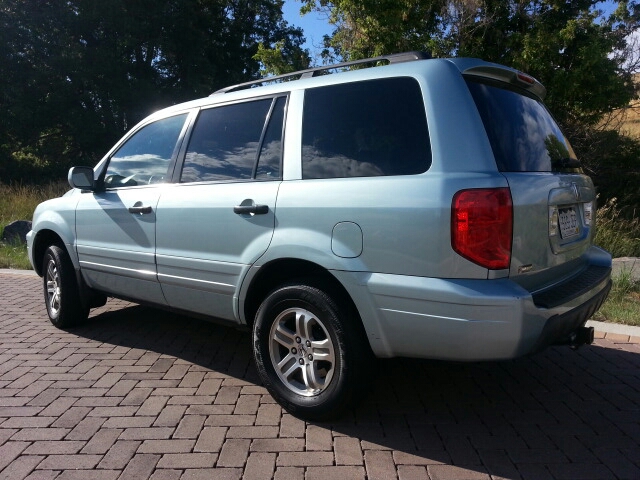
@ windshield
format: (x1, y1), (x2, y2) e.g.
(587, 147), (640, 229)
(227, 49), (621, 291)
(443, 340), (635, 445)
(466, 79), (580, 173)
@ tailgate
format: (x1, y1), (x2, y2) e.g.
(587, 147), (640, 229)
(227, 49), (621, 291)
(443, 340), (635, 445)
(504, 172), (600, 293)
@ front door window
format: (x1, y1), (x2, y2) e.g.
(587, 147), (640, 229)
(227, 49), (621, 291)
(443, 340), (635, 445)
(104, 113), (188, 188)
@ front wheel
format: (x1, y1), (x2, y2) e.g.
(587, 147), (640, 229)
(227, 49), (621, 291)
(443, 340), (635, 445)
(253, 284), (371, 420)
(43, 245), (89, 328)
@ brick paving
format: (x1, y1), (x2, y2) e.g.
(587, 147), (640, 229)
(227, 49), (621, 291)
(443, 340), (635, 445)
(1, 271), (639, 480)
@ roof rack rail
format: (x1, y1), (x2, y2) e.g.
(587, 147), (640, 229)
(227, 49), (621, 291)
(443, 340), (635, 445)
(211, 51), (430, 95)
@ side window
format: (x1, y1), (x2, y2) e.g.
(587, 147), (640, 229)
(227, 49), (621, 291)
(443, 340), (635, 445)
(302, 77), (431, 179)
(181, 97), (285, 183)
(104, 114), (187, 188)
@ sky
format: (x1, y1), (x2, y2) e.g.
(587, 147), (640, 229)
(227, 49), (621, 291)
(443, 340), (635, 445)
(281, 1), (332, 59)
(281, 0), (626, 61)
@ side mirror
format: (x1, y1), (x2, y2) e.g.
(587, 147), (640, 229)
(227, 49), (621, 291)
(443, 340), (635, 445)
(68, 166), (95, 191)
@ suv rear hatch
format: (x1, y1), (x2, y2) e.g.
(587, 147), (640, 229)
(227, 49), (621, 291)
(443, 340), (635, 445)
(463, 65), (610, 303)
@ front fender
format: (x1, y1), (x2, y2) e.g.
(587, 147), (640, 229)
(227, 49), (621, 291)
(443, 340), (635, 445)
(29, 196), (80, 273)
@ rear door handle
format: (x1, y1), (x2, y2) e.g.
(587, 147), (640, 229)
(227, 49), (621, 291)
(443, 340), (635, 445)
(128, 205), (153, 214)
(233, 204), (269, 215)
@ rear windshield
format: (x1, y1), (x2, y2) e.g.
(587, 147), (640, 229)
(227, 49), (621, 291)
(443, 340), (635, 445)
(466, 79), (580, 173)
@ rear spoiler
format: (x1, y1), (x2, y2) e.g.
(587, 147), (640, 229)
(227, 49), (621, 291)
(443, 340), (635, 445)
(463, 65), (546, 100)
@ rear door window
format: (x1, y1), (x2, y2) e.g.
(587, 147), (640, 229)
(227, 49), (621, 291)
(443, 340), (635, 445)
(466, 79), (579, 173)
(181, 97), (285, 183)
(302, 77), (431, 179)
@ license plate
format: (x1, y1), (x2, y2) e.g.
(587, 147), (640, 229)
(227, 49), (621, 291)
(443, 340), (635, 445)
(559, 207), (579, 239)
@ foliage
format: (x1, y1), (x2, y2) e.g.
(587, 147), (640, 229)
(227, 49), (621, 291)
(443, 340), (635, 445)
(595, 198), (640, 257)
(254, 40), (311, 77)
(0, 0), (307, 182)
(299, 0), (446, 61)
(583, 129), (640, 209)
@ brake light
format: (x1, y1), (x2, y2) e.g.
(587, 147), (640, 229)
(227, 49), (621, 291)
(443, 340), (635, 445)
(451, 188), (513, 270)
(516, 72), (535, 85)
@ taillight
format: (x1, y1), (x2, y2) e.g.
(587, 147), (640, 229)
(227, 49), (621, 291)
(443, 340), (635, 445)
(451, 188), (513, 270)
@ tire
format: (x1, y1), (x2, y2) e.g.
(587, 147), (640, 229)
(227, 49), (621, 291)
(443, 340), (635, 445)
(42, 245), (89, 328)
(252, 283), (372, 421)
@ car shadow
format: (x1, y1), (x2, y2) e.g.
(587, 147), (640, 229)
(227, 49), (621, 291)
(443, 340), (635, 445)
(74, 302), (639, 478)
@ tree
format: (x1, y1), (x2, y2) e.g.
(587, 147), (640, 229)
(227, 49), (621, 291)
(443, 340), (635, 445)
(0, 0), (307, 181)
(254, 40), (311, 76)
(300, 0), (446, 60)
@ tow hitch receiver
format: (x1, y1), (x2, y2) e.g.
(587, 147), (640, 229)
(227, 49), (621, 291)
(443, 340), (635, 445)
(568, 326), (595, 350)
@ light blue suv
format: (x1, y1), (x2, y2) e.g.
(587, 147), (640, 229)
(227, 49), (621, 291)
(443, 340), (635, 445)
(28, 52), (612, 419)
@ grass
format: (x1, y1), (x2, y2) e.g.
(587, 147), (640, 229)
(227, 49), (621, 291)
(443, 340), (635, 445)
(619, 100), (640, 139)
(0, 181), (638, 326)
(594, 197), (640, 258)
(0, 239), (33, 269)
(0, 182), (68, 227)
(593, 266), (640, 327)
(0, 182), (68, 270)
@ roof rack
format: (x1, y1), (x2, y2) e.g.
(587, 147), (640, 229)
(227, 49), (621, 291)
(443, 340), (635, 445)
(211, 51), (431, 95)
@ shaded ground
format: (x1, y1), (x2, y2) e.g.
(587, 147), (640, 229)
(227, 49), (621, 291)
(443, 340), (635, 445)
(1, 272), (639, 480)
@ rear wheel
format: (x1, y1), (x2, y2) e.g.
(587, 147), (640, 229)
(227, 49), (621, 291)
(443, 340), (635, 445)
(253, 283), (371, 420)
(43, 245), (89, 328)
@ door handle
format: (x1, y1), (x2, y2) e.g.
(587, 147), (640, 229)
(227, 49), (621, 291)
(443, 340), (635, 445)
(128, 205), (152, 214)
(234, 204), (269, 215)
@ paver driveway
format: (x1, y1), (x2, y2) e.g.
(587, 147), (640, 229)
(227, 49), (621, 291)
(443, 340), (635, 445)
(1, 271), (639, 480)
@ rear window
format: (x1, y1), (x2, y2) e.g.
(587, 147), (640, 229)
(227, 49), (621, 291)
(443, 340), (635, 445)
(302, 77), (431, 179)
(181, 96), (285, 183)
(466, 79), (579, 173)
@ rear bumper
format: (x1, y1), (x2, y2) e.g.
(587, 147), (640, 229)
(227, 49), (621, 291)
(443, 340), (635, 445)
(531, 277), (611, 352)
(531, 265), (610, 309)
(333, 252), (612, 361)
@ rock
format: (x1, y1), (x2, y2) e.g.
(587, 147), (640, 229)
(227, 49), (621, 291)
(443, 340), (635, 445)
(2, 220), (32, 245)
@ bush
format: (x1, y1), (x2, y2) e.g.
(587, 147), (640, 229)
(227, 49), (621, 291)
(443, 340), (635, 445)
(577, 129), (640, 211)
